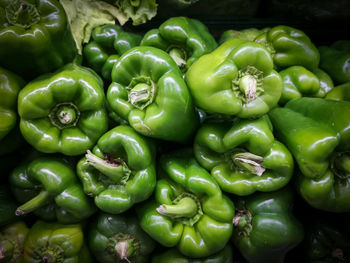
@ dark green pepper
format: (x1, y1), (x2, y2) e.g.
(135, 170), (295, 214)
(18, 63), (108, 156)
(0, 0), (77, 80)
(0, 185), (20, 228)
(194, 115), (294, 196)
(232, 188), (304, 263)
(89, 212), (155, 263)
(83, 24), (142, 81)
(77, 125), (156, 214)
(10, 157), (96, 223)
(141, 17), (217, 71)
(107, 46), (199, 142)
(138, 150), (234, 258)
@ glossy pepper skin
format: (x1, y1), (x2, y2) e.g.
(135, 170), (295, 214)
(0, 67), (25, 155)
(314, 68), (334, 97)
(278, 66), (322, 105)
(88, 212), (155, 263)
(83, 24), (142, 81)
(319, 40), (350, 84)
(326, 82), (350, 101)
(138, 150), (234, 258)
(185, 39), (282, 118)
(107, 46), (199, 142)
(232, 188), (304, 263)
(219, 27), (270, 44)
(141, 17), (217, 71)
(18, 63), (108, 156)
(152, 245), (233, 263)
(23, 221), (92, 263)
(77, 125), (156, 214)
(0, 0), (77, 80)
(0, 185), (20, 228)
(255, 25), (320, 71)
(0, 221), (28, 263)
(269, 98), (350, 212)
(9, 157), (96, 223)
(194, 115), (294, 196)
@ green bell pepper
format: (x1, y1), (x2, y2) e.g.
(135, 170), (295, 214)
(269, 98), (350, 212)
(77, 125), (156, 214)
(107, 46), (199, 142)
(0, 221), (28, 263)
(138, 150), (234, 258)
(23, 221), (92, 263)
(0, 185), (20, 228)
(141, 17), (217, 71)
(219, 27), (269, 44)
(83, 24), (142, 81)
(185, 38), (282, 118)
(194, 115), (294, 196)
(152, 245), (233, 263)
(18, 63), (108, 156)
(326, 82), (350, 101)
(89, 212), (155, 263)
(255, 25), (320, 71)
(0, 0), (77, 80)
(232, 188), (304, 263)
(314, 68), (334, 97)
(319, 40), (350, 84)
(278, 66), (322, 105)
(10, 157), (96, 223)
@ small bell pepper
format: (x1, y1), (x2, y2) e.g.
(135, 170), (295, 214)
(83, 24), (142, 80)
(278, 66), (321, 105)
(9, 157), (96, 223)
(138, 150), (234, 258)
(232, 188), (304, 263)
(0, 185), (20, 228)
(18, 63), (108, 156)
(151, 245), (233, 263)
(23, 221), (92, 263)
(89, 212), (155, 263)
(141, 17), (217, 71)
(77, 125), (156, 214)
(326, 82), (350, 101)
(269, 98), (350, 212)
(319, 40), (350, 84)
(314, 68), (334, 97)
(0, 0), (77, 80)
(219, 27), (270, 44)
(194, 115), (294, 196)
(185, 39), (282, 118)
(255, 25), (320, 71)
(0, 221), (28, 263)
(107, 46), (199, 142)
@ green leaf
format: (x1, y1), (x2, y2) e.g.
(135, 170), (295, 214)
(116, 0), (158, 26)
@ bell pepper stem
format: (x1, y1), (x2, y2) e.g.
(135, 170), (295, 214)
(85, 150), (131, 184)
(115, 240), (133, 263)
(0, 240), (14, 262)
(16, 190), (50, 216)
(233, 210), (253, 237)
(42, 252), (57, 263)
(5, 0), (40, 29)
(233, 152), (266, 176)
(168, 48), (187, 68)
(157, 197), (198, 218)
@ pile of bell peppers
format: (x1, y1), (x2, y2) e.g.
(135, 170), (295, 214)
(1, 1), (350, 262)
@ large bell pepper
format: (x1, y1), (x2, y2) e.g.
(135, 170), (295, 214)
(0, 0), (77, 80)
(83, 24), (142, 81)
(107, 46), (199, 142)
(185, 39), (282, 118)
(255, 25), (320, 71)
(151, 245), (233, 263)
(0, 221), (28, 263)
(194, 115), (294, 196)
(18, 63), (108, 156)
(232, 188), (304, 263)
(141, 17), (217, 71)
(138, 150), (234, 258)
(89, 212), (155, 263)
(77, 125), (156, 214)
(269, 98), (350, 212)
(23, 221), (91, 263)
(9, 157), (96, 223)
(326, 82), (350, 101)
(319, 40), (350, 84)
(278, 65), (322, 105)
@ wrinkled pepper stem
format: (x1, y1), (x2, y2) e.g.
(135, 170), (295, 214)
(168, 47), (187, 69)
(5, 0), (40, 29)
(85, 150), (131, 184)
(42, 252), (57, 263)
(0, 240), (14, 262)
(157, 197), (198, 219)
(233, 152), (266, 176)
(233, 209), (253, 237)
(128, 77), (156, 110)
(115, 240), (134, 263)
(16, 190), (50, 216)
(49, 103), (80, 129)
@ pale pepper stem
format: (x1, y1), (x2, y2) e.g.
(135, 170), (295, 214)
(115, 240), (132, 263)
(233, 152), (266, 176)
(168, 48), (187, 68)
(239, 75), (257, 102)
(157, 197), (198, 218)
